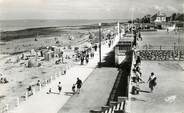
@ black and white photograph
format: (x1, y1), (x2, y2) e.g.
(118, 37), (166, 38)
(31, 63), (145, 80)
(0, 0), (184, 113)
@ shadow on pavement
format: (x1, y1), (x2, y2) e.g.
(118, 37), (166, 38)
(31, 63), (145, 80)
(139, 90), (150, 93)
(46, 91), (60, 95)
(100, 49), (115, 67)
(131, 97), (146, 102)
(64, 92), (75, 96)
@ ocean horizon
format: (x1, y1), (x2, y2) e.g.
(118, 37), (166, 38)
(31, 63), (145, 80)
(0, 19), (128, 32)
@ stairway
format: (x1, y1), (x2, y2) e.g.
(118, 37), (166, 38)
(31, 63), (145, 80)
(89, 96), (128, 113)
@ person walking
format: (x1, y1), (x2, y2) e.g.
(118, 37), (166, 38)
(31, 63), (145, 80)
(58, 82), (62, 94)
(94, 44), (97, 51)
(85, 53), (89, 64)
(80, 54), (84, 65)
(72, 84), (76, 94)
(138, 31), (142, 41)
(136, 55), (141, 65)
(147, 72), (157, 92)
(75, 78), (82, 94)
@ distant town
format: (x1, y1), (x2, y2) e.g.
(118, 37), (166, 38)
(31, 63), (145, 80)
(128, 12), (184, 31)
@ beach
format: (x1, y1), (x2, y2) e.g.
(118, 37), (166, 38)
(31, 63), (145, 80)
(0, 21), (117, 110)
(0, 20), (184, 113)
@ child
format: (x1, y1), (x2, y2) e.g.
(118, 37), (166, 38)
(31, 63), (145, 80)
(72, 84), (76, 94)
(47, 88), (52, 94)
(58, 82), (62, 94)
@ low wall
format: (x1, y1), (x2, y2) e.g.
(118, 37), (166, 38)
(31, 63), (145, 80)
(107, 50), (133, 105)
(138, 49), (184, 61)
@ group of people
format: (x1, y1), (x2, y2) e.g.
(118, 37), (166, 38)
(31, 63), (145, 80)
(80, 51), (90, 65)
(0, 73), (8, 84)
(74, 46), (95, 65)
(0, 77), (8, 84)
(132, 28), (143, 48)
(132, 56), (143, 84)
(72, 77), (82, 94)
(132, 55), (157, 93)
(47, 77), (83, 95)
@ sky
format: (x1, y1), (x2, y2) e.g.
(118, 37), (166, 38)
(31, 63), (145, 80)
(0, 0), (183, 20)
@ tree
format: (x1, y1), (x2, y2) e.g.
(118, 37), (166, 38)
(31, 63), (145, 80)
(171, 13), (177, 21)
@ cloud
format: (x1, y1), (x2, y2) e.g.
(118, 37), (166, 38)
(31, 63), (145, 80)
(166, 6), (179, 12)
(0, 0), (183, 19)
(153, 5), (164, 11)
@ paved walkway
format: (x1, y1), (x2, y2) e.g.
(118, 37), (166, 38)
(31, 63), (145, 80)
(58, 68), (118, 113)
(130, 61), (184, 113)
(10, 35), (119, 113)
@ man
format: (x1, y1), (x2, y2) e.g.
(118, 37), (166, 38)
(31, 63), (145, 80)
(138, 31), (142, 41)
(76, 78), (82, 94)
(147, 72), (157, 92)
(136, 55), (141, 65)
(80, 54), (84, 65)
(94, 44), (97, 51)
(85, 53), (89, 64)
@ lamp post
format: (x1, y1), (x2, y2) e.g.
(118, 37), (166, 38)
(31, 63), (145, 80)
(98, 23), (102, 67)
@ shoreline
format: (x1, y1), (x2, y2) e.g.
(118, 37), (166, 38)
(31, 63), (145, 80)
(0, 22), (118, 55)
(0, 22), (117, 42)
(0, 19), (128, 32)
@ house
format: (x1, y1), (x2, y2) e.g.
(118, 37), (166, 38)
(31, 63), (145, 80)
(151, 12), (166, 23)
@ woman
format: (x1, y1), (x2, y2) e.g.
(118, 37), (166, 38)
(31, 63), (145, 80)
(58, 82), (62, 94)
(75, 78), (82, 94)
(147, 72), (157, 92)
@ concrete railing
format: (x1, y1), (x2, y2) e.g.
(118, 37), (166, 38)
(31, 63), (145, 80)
(125, 51), (136, 113)
(89, 52), (134, 113)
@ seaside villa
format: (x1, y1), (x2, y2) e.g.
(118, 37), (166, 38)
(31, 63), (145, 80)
(151, 12), (166, 23)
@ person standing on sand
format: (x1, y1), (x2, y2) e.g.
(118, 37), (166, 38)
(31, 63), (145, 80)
(80, 55), (84, 65)
(75, 78), (82, 94)
(147, 72), (157, 92)
(58, 82), (62, 94)
(94, 44), (97, 51)
(85, 53), (89, 64)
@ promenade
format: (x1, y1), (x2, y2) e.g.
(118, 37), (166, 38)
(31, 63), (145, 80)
(130, 31), (184, 113)
(10, 35), (120, 113)
(58, 68), (118, 113)
(130, 61), (184, 113)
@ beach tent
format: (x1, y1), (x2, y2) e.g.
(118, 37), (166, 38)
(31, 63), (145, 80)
(44, 51), (54, 61)
(27, 59), (39, 68)
(30, 49), (37, 56)
(83, 42), (92, 48)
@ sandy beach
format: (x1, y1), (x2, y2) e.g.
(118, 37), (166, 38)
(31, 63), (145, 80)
(0, 23), (118, 110)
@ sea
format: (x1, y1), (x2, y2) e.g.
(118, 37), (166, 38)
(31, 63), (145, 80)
(0, 19), (128, 32)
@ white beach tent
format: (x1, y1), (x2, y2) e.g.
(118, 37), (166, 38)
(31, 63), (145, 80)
(83, 42), (92, 48)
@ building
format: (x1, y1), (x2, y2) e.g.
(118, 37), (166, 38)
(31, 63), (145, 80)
(114, 35), (134, 65)
(151, 12), (166, 23)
